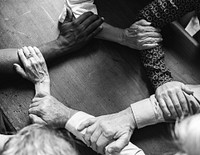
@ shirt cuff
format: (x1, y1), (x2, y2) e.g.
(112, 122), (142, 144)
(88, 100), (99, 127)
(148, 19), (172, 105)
(65, 111), (95, 143)
(130, 95), (164, 129)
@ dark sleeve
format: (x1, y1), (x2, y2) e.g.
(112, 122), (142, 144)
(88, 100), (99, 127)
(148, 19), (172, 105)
(137, 0), (200, 89)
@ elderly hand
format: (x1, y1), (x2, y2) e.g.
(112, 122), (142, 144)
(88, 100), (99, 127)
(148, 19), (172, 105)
(155, 81), (194, 119)
(57, 11), (104, 52)
(29, 95), (77, 128)
(14, 46), (50, 96)
(77, 107), (136, 154)
(120, 19), (162, 50)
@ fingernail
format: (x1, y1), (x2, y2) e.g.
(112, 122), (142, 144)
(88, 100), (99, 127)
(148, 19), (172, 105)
(100, 25), (103, 29)
(101, 17), (105, 21)
(13, 64), (17, 69)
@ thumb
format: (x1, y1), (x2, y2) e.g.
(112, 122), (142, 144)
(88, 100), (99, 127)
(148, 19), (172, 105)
(13, 63), (27, 79)
(29, 114), (46, 125)
(182, 84), (194, 95)
(105, 134), (129, 154)
(77, 118), (96, 131)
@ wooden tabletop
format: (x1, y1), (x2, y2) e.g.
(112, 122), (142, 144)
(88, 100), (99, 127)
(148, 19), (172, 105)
(0, 0), (200, 154)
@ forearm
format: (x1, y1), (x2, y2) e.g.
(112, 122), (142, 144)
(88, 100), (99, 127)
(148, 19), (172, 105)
(137, 0), (200, 89)
(131, 85), (200, 128)
(0, 39), (72, 76)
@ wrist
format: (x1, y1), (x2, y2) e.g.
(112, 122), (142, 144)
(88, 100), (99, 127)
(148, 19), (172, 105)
(61, 107), (79, 128)
(35, 79), (50, 97)
(122, 107), (136, 130)
(96, 23), (123, 44)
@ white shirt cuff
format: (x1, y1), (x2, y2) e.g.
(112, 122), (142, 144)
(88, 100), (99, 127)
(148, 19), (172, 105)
(131, 95), (164, 129)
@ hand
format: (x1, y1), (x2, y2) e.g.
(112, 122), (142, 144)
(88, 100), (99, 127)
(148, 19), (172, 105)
(14, 46), (50, 96)
(78, 107), (136, 154)
(14, 46), (50, 84)
(57, 11), (104, 52)
(120, 19), (162, 50)
(29, 95), (77, 128)
(155, 81), (194, 119)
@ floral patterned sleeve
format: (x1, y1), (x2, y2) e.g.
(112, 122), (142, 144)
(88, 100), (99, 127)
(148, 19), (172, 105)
(136, 0), (200, 89)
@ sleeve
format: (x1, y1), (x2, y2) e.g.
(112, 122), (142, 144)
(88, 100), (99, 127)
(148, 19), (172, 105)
(65, 111), (145, 155)
(59, 0), (97, 22)
(136, 0), (200, 89)
(130, 95), (165, 128)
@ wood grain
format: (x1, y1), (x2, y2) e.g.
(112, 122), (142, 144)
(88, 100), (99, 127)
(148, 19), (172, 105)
(1, 0), (199, 154)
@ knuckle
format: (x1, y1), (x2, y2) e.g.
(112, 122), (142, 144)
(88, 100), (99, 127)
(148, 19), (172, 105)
(168, 105), (174, 110)
(174, 103), (181, 109)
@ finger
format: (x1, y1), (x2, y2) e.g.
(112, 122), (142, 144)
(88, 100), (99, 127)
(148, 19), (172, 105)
(29, 102), (40, 108)
(64, 6), (75, 22)
(184, 93), (200, 114)
(84, 18), (103, 36)
(138, 31), (162, 39)
(84, 124), (97, 146)
(134, 19), (151, 26)
(181, 84), (194, 95)
(18, 49), (29, 68)
(29, 114), (46, 124)
(169, 93), (183, 118)
(136, 25), (161, 33)
(177, 90), (189, 113)
(28, 107), (41, 116)
(78, 118), (96, 131)
(74, 12), (93, 25)
(33, 47), (45, 62)
(13, 63), (27, 79)
(157, 97), (171, 118)
(81, 14), (99, 30)
(164, 96), (178, 119)
(141, 43), (159, 49)
(90, 129), (102, 152)
(87, 26), (103, 41)
(140, 37), (163, 44)
(96, 134), (110, 154)
(28, 46), (39, 61)
(22, 46), (31, 57)
(32, 97), (43, 103)
(106, 134), (129, 154)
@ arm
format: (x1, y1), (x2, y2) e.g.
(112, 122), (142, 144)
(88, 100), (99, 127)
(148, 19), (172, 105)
(28, 96), (144, 155)
(137, 0), (200, 89)
(77, 84), (200, 153)
(0, 12), (103, 75)
(136, 0), (200, 118)
(60, 0), (162, 50)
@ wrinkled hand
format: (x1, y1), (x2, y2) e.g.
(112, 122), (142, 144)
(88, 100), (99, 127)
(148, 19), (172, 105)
(121, 19), (162, 50)
(78, 107), (135, 154)
(57, 11), (104, 52)
(14, 46), (50, 84)
(29, 95), (74, 128)
(156, 81), (194, 119)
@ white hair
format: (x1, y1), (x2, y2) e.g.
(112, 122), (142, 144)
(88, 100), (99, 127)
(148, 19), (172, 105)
(1, 124), (78, 155)
(174, 114), (200, 155)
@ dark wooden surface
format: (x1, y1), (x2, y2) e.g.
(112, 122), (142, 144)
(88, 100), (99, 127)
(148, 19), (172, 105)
(0, 0), (200, 155)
